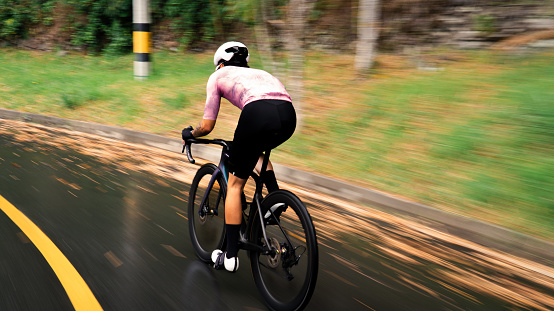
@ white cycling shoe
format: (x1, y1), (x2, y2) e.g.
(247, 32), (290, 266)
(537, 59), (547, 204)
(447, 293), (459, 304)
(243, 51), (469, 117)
(211, 250), (239, 272)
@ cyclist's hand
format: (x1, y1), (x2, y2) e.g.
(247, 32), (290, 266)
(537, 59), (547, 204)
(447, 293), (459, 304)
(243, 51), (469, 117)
(182, 126), (194, 143)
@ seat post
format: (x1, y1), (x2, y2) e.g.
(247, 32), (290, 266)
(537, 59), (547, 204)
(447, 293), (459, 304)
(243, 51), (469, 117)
(255, 149), (271, 194)
(260, 149), (271, 177)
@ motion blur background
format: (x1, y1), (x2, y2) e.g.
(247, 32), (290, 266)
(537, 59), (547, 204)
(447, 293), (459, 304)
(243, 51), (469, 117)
(1, 0), (553, 241)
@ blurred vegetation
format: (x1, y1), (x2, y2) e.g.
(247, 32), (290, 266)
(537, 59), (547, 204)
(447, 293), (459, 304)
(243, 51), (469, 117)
(0, 0), (288, 53)
(0, 0), (55, 40)
(3, 0), (551, 54)
(0, 47), (553, 241)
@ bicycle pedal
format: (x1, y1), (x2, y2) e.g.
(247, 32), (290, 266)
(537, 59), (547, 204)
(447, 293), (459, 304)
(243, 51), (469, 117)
(212, 250), (226, 270)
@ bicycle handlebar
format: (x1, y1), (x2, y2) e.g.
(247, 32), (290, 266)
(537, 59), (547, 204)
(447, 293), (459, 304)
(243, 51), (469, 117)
(181, 138), (231, 164)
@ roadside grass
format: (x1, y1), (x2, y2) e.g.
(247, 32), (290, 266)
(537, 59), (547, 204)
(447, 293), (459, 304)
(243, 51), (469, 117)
(0, 49), (211, 131)
(0, 47), (552, 241)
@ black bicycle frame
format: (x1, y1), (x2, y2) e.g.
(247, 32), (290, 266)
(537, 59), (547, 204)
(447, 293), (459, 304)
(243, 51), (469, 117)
(240, 149), (273, 254)
(185, 138), (274, 255)
(199, 148), (229, 217)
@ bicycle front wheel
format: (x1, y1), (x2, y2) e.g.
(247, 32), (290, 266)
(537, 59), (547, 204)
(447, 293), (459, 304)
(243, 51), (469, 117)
(188, 163), (227, 262)
(250, 190), (318, 311)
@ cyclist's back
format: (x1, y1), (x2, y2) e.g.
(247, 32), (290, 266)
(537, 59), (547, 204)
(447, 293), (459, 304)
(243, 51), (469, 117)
(203, 66), (292, 120)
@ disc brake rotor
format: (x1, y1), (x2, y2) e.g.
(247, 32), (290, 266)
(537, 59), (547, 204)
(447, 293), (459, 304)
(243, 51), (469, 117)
(198, 204), (208, 224)
(267, 237), (281, 268)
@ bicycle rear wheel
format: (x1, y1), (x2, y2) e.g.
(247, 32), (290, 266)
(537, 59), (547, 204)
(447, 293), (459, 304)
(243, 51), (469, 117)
(250, 190), (318, 311)
(188, 163), (227, 262)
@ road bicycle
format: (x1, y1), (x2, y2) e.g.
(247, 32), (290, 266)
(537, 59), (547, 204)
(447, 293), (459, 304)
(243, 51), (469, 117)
(183, 138), (318, 311)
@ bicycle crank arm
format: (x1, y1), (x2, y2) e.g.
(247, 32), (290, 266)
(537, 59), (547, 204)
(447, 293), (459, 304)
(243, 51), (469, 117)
(238, 240), (271, 254)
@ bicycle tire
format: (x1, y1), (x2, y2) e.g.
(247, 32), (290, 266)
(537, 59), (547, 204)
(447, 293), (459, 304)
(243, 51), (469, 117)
(249, 190), (318, 311)
(188, 163), (227, 263)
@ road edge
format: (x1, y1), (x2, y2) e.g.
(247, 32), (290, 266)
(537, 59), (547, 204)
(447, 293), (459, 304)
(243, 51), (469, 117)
(1, 108), (553, 267)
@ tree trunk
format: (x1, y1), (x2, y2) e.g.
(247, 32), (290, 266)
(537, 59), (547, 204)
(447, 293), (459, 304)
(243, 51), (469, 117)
(209, 0), (224, 37)
(354, 0), (381, 73)
(254, 0), (278, 75)
(285, 0), (316, 130)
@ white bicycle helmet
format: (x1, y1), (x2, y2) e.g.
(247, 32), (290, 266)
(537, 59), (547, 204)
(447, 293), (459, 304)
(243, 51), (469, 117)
(213, 41), (249, 67)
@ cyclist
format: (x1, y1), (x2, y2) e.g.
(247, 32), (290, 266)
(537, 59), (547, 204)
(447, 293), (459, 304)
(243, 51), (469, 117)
(182, 41), (296, 272)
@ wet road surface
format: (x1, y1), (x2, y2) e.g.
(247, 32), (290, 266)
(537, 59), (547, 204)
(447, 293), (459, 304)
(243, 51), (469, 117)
(1, 119), (554, 310)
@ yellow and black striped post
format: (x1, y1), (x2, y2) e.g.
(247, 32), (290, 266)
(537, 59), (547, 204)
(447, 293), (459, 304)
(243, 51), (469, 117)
(133, 0), (151, 80)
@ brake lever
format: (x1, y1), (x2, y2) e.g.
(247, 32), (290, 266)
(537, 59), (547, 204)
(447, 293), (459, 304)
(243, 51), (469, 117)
(185, 142), (195, 164)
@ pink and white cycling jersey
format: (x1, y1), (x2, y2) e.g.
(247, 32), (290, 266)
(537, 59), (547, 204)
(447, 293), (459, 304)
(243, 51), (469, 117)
(203, 66), (292, 120)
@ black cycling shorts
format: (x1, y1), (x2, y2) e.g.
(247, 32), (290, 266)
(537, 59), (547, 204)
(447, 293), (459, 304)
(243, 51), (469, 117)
(227, 99), (296, 179)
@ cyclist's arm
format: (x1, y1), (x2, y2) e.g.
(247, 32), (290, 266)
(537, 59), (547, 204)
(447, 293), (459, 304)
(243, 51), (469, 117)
(193, 72), (221, 138)
(191, 119), (216, 137)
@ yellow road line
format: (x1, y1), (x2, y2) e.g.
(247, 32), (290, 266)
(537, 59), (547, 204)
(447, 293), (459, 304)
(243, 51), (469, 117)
(0, 195), (103, 311)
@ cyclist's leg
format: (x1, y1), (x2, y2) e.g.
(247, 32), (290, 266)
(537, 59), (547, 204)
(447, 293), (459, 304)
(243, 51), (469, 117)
(253, 100), (296, 194)
(224, 174), (247, 256)
(255, 156), (279, 193)
(212, 173), (246, 272)
(254, 100), (297, 218)
(216, 99), (296, 270)
(254, 155), (273, 173)
(214, 104), (262, 272)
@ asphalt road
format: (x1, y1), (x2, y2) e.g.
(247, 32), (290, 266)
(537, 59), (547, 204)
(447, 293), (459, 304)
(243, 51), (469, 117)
(1, 119), (554, 310)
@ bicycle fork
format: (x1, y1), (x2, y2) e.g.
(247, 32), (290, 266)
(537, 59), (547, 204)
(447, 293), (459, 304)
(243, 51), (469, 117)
(198, 168), (224, 218)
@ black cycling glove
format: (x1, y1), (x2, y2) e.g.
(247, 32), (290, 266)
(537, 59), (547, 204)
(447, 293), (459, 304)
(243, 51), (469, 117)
(182, 126), (194, 141)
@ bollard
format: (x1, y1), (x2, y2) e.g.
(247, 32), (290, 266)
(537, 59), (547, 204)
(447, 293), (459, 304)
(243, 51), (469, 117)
(133, 0), (151, 80)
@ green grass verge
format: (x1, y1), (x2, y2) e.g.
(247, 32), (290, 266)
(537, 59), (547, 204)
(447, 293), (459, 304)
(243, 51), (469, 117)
(0, 47), (553, 241)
